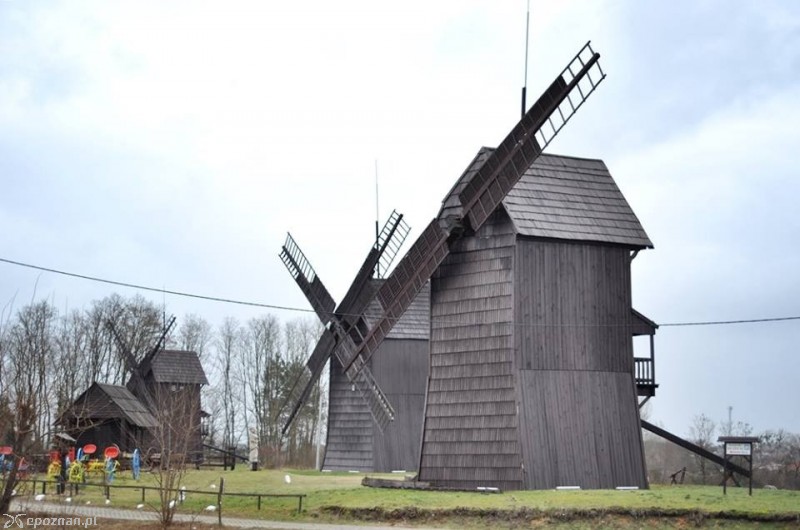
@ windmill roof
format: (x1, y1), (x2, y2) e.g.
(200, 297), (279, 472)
(148, 349), (209, 385)
(440, 149), (653, 249)
(63, 382), (157, 429)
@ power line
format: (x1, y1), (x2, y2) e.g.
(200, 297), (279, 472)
(2, 256), (799, 329)
(0, 256), (313, 314)
(660, 316), (800, 327)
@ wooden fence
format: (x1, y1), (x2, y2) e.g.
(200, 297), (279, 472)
(16, 478), (306, 514)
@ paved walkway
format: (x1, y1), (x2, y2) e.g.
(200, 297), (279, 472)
(10, 499), (429, 530)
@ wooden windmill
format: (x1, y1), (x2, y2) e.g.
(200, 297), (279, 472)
(280, 43), (633, 486)
(278, 211), (430, 471)
(107, 317), (208, 461)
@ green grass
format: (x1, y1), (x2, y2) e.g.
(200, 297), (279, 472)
(16, 468), (800, 527)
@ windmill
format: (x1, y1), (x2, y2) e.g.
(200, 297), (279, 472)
(277, 210), (430, 470)
(106, 316), (209, 462)
(279, 43), (612, 482)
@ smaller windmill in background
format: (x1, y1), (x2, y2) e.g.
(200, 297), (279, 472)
(277, 210), (430, 471)
(59, 316), (209, 464)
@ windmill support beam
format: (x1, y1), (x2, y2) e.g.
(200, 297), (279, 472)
(641, 420), (750, 478)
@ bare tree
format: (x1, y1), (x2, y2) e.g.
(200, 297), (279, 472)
(177, 314), (212, 361)
(148, 381), (204, 528)
(53, 309), (89, 416)
(213, 317), (243, 451)
(281, 318), (324, 466)
(689, 413), (717, 484)
(238, 315), (282, 465)
(1, 300), (57, 513)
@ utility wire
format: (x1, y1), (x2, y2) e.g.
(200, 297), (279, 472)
(2, 256), (799, 329)
(0, 256), (313, 314)
(659, 316), (800, 327)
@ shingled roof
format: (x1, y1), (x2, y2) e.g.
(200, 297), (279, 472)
(440, 148), (653, 249)
(147, 349), (209, 385)
(62, 382), (157, 428)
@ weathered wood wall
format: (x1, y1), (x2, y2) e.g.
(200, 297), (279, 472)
(324, 356), (373, 470)
(418, 209), (524, 490)
(371, 338), (428, 471)
(324, 283), (430, 471)
(514, 238), (647, 489)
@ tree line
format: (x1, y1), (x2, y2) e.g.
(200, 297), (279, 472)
(0, 293), (325, 470)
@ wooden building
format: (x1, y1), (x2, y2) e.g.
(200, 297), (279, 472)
(59, 349), (208, 460)
(323, 282), (429, 471)
(136, 349), (209, 461)
(417, 150), (654, 490)
(59, 382), (157, 452)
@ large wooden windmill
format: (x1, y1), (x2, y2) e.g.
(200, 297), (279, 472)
(279, 42), (629, 485)
(278, 211), (430, 471)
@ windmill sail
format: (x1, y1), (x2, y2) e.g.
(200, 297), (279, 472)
(345, 41), (605, 376)
(280, 234), (336, 325)
(108, 316), (176, 412)
(276, 211), (410, 434)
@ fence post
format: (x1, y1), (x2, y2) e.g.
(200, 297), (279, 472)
(257, 495), (261, 511)
(298, 495), (303, 514)
(217, 477), (224, 526)
(141, 487), (145, 503)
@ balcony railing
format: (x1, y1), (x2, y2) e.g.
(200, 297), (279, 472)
(634, 357), (656, 397)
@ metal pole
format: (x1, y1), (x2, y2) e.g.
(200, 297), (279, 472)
(375, 159), (380, 278)
(521, 0), (530, 117)
(314, 374), (324, 470)
(723, 443), (728, 495)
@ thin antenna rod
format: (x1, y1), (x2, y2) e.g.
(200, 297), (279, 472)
(521, 0), (531, 118)
(374, 159), (380, 278)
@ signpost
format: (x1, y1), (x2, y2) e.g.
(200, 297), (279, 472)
(718, 436), (759, 495)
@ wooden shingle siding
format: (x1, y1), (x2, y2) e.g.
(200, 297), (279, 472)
(517, 370), (646, 489)
(502, 154), (652, 248)
(324, 356), (373, 470)
(419, 209), (524, 490)
(325, 286), (429, 472)
(149, 350), (208, 385)
(366, 281), (430, 340)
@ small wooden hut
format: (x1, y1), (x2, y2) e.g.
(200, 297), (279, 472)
(59, 382), (157, 452)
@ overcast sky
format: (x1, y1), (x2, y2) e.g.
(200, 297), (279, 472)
(2, 1), (799, 438)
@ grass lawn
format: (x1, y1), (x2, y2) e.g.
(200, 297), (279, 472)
(13, 468), (800, 528)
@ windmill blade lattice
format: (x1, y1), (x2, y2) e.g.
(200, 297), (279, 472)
(276, 211), (410, 434)
(280, 234), (337, 326)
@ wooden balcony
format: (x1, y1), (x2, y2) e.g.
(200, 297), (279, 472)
(634, 357), (657, 397)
